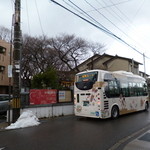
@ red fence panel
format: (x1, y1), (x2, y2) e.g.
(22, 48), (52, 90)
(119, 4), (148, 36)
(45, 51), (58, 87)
(30, 89), (57, 105)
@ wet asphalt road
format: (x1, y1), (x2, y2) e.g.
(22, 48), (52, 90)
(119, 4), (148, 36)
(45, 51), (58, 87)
(0, 111), (150, 150)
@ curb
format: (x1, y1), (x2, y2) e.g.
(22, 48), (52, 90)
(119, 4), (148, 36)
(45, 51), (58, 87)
(108, 124), (150, 150)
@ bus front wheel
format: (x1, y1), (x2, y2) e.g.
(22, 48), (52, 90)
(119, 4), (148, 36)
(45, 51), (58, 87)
(111, 106), (119, 119)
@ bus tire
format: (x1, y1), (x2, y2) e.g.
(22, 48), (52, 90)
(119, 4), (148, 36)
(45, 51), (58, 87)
(111, 106), (119, 119)
(145, 102), (149, 111)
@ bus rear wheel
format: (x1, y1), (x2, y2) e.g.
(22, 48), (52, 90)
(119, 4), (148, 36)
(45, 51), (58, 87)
(145, 102), (149, 111)
(111, 106), (119, 119)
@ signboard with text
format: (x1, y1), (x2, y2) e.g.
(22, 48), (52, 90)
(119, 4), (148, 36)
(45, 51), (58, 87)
(8, 65), (12, 78)
(30, 89), (57, 105)
(59, 91), (66, 100)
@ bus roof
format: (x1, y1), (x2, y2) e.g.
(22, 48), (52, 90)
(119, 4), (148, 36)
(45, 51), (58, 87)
(76, 69), (109, 75)
(112, 70), (145, 80)
(76, 69), (145, 80)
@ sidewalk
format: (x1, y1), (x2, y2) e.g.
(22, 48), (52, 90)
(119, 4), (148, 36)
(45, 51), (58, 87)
(123, 130), (150, 150)
(110, 125), (150, 150)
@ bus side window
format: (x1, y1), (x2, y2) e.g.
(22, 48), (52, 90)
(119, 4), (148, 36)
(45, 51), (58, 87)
(92, 74), (97, 83)
(133, 83), (138, 96)
(120, 81), (129, 97)
(143, 82), (148, 96)
(105, 80), (120, 98)
(104, 73), (120, 98)
(128, 81), (148, 96)
(139, 83), (143, 96)
(105, 84), (110, 98)
(129, 82), (134, 96)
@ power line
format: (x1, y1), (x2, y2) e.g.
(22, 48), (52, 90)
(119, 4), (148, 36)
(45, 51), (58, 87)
(83, 0), (135, 42)
(79, 0), (148, 53)
(108, 0), (149, 55)
(93, 0), (149, 55)
(98, 0), (131, 30)
(34, 0), (45, 35)
(50, 0), (150, 60)
(87, 0), (149, 53)
(10, 0), (15, 10)
(109, 0), (132, 24)
(25, 0), (31, 35)
(132, 0), (146, 21)
(85, 0), (132, 12)
(50, 0), (111, 35)
(67, 0), (112, 34)
(67, 0), (148, 57)
(63, 0), (101, 29)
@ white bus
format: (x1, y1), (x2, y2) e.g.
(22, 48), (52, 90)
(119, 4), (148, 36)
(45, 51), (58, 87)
(74, 70), (149, 119)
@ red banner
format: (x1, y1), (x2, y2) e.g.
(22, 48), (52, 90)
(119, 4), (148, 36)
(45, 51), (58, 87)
(30, 89), (57, 105)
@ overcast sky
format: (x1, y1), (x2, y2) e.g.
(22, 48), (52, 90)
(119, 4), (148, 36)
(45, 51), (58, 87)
(1, 0), (150, 75)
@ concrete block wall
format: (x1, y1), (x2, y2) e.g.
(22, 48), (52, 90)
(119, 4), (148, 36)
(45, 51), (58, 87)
(7, 104), (74, 122)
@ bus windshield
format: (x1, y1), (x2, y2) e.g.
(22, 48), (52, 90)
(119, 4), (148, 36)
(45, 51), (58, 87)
(75, 71), (98, 90)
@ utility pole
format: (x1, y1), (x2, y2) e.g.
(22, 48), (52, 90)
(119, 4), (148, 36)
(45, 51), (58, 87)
(143, 53), (146, 78)
(131, 58), (134, 74)
(12, 0), (21, 122)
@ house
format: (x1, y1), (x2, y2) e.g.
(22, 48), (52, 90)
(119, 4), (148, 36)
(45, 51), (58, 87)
(139, 71), (149, 78)
(0, 40), (12, 94)
(76, 53), (142, 75)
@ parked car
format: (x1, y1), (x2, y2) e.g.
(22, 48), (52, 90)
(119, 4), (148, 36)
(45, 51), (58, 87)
(0, 94), (12, 113)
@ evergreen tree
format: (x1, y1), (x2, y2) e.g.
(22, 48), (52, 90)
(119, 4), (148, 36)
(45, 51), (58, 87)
(31, 67), (59, 89)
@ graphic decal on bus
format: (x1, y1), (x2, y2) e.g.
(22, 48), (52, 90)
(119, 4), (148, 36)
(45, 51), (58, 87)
(119, 95), (126, 109)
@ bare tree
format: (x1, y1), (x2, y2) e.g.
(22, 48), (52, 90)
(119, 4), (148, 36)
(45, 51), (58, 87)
(21, 34), (106, 87)
(21, 35), (63, 86)
(22, 35), (49, 77)
(48, 34), (106, 71)
(48, 34), (87, 71)
(0, 26), (11, 42)
(88, 42), (106, 55)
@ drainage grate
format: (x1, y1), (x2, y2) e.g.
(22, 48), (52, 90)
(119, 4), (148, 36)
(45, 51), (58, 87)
(138, 133), (150, 142)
